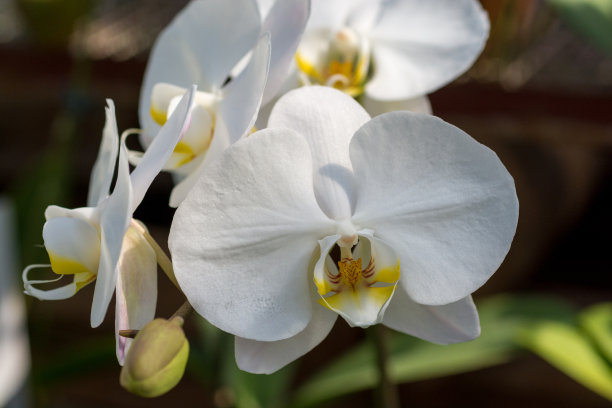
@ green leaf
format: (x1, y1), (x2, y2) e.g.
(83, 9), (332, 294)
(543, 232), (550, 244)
(291, 295), (575, 408)
(517, 320), (612, 401)
(546, 0), (612, 54)
(580, 303), (612, 363)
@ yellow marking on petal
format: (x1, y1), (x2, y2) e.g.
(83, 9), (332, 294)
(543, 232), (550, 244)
(367, 286), (396, 307)
(318, 291), (345, 311)
(295, 52), (323, 82)
(353, 53), (369, 85)
(74, 271), (96, 292)
(150, 106), (167, 126)
(48, 252), (90, 275)
(328, 60), (352, 79)
(343, 84), (365, 97)
(171, 141), (196, 168)
(318, 285), (395, 314)
(374, 260), (400, 284)
(314, 276), (334, 296)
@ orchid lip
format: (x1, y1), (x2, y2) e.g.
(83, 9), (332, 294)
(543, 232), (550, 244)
(314, 232), (400, 328)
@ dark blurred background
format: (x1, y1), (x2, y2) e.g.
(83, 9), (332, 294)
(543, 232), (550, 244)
(1, 0), (611, 406)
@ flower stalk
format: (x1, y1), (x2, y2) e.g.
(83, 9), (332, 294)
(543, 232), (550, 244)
(131, 220), (181, 291)
(370, 325), (400, 408)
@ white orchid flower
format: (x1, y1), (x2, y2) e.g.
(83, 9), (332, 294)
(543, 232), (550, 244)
(23, 88), (196, 364)
(169, 86), (519, 374)
(293, 0), (489, 115)
(135, 0), (289, 207)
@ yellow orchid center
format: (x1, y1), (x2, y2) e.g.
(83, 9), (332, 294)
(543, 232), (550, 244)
(314, 235), (400, 328)
(296, 27), (371, 97)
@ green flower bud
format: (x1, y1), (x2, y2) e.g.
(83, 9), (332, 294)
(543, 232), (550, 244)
(120, 317), (189, 398)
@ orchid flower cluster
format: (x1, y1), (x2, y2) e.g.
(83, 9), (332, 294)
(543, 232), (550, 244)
(23, 0), (518, 394)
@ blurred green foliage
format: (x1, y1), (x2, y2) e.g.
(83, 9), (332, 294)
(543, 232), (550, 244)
(518, 302), (612, 402)
(547, 0), (612, 54)
(290, 295), (576, 407)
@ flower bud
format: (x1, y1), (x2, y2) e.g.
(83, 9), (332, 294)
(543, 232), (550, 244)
(120, 317), (189, 398)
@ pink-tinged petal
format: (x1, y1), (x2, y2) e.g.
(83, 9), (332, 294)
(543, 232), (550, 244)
(260, 0), (310, 104)
(139, 0), (262, 136)
(88, 100), (119, 206)
(91, 133), (133, 328)
(130, 87), (196, 213)
(350, 112), (518, 305)
(219, 34), (270, 144)
(235, 292), (337, 374)
(366, 0), (489, 100)
(383, 291), (480, 344)
(115, 226), (157, 365)
(169, 129), (336, 341)
(268, 86), (370, 220)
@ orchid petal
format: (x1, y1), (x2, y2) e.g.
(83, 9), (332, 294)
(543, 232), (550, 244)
(350, 112), (518, 305)
(360, 94), (432, 117)
(115, 225), (157, 365)
(308, 0), (366, 31)
(130, 87), (195, 213)
(383, 292), (480, 344)
(219, 33), (270, 144)
(42, 215), (100, 276)
(168, 118), (232, 207)
(44, 205), (97, 223)
(260, 0), (310, 104)
(91, 134), (133, 328)
(268, 86), (369, 220)
(170, 129), (335, 341)
(256, 0), (275, 17)
(366, 0), (489, 100)
(87, 100), (119, 206)
(254, 64), (301, 131)
(139, 0), (261, 135)
(235, 299), (337, 374)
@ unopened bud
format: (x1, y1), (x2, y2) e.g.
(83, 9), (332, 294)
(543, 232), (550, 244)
(120, 317), (189, 398)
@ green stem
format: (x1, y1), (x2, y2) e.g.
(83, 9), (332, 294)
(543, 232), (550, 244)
(371, 325), (400, 408)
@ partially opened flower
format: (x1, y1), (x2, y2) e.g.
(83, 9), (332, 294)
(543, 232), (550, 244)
(293, 0), (489, 114)
(134, 0), (311, 206)
(23, 88), (195, 364)
(169, 86), (518, 374)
